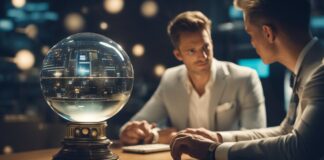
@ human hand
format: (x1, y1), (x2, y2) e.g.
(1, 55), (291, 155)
(170, 132), (220, 160)
(120, 120), (156, 145)
(181, 128), (222, 143)
(157, 128), (177, 144)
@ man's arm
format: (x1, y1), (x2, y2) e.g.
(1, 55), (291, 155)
(131, 81), (168, 122)
(170, 66), (324, 160)
(119, 120), (178, 145)
(221, 66), (324, 160)
(227, 103), (324, 160)
(120, 72), (176, 145)
(238, 70), (267, 129)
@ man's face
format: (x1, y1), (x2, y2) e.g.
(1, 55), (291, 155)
(174, 30), (213, 75)
(244, 14), (278, 64)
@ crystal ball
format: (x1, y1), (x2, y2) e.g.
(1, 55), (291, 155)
(40, 33), (134, 122)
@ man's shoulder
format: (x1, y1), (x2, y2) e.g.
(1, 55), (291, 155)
(303, 64), (324, 99)
(163, 65), (186, 78)
(158, 65), (185, 85)
(218, 60), (256, 78)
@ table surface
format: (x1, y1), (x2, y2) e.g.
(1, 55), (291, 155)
(0, 147), (194, 160)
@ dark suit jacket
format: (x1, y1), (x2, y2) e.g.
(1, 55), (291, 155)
(217, 39), (324, 160)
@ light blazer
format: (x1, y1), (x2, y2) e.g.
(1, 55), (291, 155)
(217, 39), (324, 160)
(131, 59), (266, 131)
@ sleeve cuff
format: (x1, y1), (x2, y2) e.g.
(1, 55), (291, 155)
(215, 142), (235, 160)
(151, 127), (160, 144)
(218, 132), (236, 142)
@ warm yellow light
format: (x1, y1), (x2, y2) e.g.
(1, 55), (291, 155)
(14, 49), (35, 71)
(3, 145), (13, 155)
(25, 24), (38, 39)
(53, 71), (63, 77)
(64, 13), (85, 33)
(141, 0), (158, 18)
(100, 22), (109, 30)
(12, 0), (25, 8)
(41, 45), (50, 56)
(154, 64), (166, 77)
(132, 43), (145, 57)
(104, 0), (124, 14)
(71, 114), (100, 123)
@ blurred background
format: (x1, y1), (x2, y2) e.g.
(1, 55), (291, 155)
(0, 0), (324, 155)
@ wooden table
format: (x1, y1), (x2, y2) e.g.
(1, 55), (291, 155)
(0, 147), (194, 160)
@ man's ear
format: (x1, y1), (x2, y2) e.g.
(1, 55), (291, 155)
(173, 49), (183, 61)
(262, 25), (276, 43)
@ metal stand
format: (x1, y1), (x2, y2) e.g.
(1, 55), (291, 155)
(53, 122), (118, 160)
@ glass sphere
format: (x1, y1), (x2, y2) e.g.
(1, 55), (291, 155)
(40, 33), (134, 122)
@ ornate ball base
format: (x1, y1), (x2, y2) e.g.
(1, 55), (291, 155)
(53, 122), (118, 160)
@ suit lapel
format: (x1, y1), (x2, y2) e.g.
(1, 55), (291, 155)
(209, 60), (229, 130)
(175, 66), (189, 129)
(293, 40), (324, 123)
(293, 41), (324, 104)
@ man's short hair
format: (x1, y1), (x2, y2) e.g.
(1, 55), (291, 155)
(234, 0), (310, 33)
(167, 11), (212, 48)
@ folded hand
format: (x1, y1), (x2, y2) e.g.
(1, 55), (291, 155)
(170, 132), (220, 160)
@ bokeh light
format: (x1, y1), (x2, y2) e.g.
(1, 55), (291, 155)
(100, 22), (109, 30)
(11, 0), (26, 8)
(14, 49), (35, 71)
(3, 145), (13, 155)
(81, 6), (89, 14)
(104, 0), (124, 14)
(64, 13), (85, 33)
(132, 43), (145, 57)
(25, 24), (38, 39)
(141, 0), (158, 18)
(41, 45), (50, 56)
(154, 64), (166, 77)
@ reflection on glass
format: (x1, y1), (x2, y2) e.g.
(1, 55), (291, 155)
(40, 33), (134, 122)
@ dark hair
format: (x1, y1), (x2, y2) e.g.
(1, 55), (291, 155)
(234, 0), (311, 33)
(167, 11), (212, 48)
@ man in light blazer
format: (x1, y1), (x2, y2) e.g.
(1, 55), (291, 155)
(120, 11), (266, 145)
(170, 0), (324, 160)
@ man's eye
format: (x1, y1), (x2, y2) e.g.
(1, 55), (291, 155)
(202, 45), (210, 53)
(187, 50), (195, 55)
(203, 45), (209, 51)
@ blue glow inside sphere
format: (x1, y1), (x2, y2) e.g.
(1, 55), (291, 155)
(40, 33), (134, 122)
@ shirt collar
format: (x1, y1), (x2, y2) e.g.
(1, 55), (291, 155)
(184, 59), (216, 94)
(294, 37), (318, 75)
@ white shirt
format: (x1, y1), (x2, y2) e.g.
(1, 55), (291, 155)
(184, 60), (216, 129)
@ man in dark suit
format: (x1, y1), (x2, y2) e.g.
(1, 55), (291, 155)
(170, 0), (324, 159)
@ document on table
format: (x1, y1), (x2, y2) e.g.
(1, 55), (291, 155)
(122, 144), (170, 153)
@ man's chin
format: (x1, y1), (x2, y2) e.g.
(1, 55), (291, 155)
(261, 58), (276, 64)
(197, 65), (211, 73)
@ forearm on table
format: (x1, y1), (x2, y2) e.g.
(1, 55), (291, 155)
(218, 126), (285, 142)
